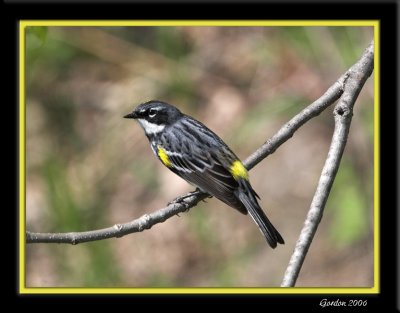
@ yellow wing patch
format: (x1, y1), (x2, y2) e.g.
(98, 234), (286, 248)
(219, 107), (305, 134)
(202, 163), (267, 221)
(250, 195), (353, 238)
(157, 146), (172, 167)
(230, 160), (249, 180)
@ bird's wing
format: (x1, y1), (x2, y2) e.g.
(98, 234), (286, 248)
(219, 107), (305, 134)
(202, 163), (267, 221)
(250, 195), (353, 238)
(161, 121), (247, 214)
(167, 148), (247, 214)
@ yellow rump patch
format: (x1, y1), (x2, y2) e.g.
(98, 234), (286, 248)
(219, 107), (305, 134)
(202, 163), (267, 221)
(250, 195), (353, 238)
(157, 146), (172, 167)
(230, 160), (249, 180)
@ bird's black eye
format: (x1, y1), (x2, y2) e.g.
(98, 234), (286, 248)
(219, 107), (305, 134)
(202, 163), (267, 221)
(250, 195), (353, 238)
(148, 108), (157, 118)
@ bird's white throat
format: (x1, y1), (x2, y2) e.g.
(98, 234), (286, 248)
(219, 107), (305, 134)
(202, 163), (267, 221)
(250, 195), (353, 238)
(137, 119), (165, 135)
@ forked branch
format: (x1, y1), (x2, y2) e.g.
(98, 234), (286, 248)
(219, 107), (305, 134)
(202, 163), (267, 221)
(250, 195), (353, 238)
(26, 42), (374, 289)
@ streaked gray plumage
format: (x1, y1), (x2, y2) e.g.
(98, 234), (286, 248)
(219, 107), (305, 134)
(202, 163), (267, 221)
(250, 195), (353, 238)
(124, 100), (284, 248)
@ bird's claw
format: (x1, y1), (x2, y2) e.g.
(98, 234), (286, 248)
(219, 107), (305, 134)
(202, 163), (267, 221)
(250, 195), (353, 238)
(167, 189), (204, 206)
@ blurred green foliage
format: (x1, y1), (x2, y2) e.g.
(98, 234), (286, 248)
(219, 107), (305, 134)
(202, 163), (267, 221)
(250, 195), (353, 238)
(41, 156), (120, 286)
(327, 161), (370, 247)
(25, 25), (374, 287)
(43, 157), (81, 232)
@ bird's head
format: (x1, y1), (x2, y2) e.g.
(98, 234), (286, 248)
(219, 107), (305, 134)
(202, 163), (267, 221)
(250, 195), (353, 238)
(124, 100), (183, 135)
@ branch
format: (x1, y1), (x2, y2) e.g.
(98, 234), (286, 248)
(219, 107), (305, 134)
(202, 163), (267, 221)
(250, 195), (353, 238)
(26, 42), (372, 245)
(26, 192), (208, 245)
(281, 41), (374, 287)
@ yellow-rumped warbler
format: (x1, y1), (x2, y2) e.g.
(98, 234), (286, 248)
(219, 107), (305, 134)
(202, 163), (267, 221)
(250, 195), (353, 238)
(124, 100), (284, 248)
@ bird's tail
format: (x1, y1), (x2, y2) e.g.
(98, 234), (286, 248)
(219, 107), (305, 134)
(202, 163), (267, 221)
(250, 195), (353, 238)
(236, 180), (284, 249)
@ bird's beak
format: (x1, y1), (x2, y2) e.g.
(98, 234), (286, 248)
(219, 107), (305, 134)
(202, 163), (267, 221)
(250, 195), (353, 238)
(124, 111), (137, 119)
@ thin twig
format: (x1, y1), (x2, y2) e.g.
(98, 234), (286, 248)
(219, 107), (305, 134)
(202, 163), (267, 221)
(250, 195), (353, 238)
(26, 42), (373, 246)
(281, 40), (374, 287)
(26, 192), (208, 245)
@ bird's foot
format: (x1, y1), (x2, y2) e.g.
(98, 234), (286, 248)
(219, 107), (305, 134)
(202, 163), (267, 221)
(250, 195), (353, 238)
(168, 189), (204, 206)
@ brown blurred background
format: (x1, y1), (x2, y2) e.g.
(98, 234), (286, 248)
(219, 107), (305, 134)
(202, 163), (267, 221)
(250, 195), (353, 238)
(25, 25), (374, 287)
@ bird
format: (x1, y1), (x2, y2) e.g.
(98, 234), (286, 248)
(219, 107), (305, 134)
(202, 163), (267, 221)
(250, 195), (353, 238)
(124, 100), (284, 248)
